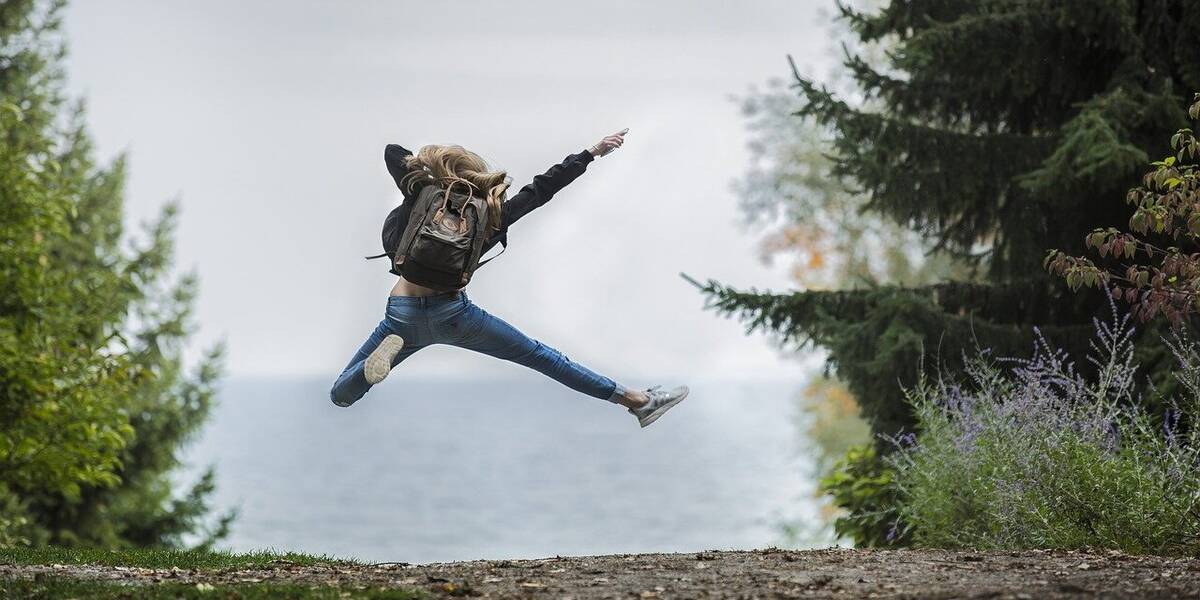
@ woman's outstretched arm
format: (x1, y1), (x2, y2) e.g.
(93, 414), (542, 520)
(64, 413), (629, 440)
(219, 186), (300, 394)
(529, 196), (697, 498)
(498, 129), (627, 231)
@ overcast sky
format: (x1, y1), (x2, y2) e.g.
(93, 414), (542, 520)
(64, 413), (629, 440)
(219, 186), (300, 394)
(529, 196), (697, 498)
(62, 1), (837, 384)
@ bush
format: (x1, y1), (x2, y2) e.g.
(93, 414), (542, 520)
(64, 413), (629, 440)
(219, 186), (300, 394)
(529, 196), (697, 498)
(889, 303), (1200, 555)
(819, 445), (908, 547)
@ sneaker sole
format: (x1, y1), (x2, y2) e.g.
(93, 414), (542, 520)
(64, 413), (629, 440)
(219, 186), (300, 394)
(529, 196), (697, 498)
(639, 386), (690, 428)
(364, 334), (404, 385)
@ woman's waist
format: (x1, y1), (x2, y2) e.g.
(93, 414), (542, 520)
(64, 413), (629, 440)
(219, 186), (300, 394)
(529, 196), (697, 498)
(388, 278), (468, 309)
(389, 276), (463, 298)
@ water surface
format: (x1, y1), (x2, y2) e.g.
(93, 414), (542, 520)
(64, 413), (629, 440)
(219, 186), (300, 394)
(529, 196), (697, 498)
(183, 377), (817, 563)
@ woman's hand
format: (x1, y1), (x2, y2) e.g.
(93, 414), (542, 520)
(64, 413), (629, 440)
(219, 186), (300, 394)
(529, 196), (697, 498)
(589, 128), (629, 158)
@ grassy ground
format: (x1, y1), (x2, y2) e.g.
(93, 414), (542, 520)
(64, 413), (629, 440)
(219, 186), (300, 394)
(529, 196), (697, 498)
(0, 547), (422, 599)
(0, 546), (354, 569)
(1, 577), (422, 599)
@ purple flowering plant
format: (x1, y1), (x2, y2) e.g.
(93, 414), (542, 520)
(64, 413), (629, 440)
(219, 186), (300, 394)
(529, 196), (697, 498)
(886, 298), (1200, 554)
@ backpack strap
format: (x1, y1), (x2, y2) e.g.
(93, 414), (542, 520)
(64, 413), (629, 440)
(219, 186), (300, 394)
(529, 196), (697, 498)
(458, 197), (493, 285)
(476, 237), (506, 268)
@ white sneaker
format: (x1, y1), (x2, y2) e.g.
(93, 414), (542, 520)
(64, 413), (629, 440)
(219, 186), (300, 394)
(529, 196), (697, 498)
(364, 334), (404, 384)
(629, 385), (689, 428)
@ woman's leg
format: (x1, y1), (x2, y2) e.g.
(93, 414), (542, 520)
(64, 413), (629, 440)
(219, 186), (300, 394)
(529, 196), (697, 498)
(445, 303), (633, 404)
(330, 318), (424, 407)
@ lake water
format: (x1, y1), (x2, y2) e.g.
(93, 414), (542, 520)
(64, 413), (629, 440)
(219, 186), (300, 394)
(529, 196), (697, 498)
(182, 377), (821, 563)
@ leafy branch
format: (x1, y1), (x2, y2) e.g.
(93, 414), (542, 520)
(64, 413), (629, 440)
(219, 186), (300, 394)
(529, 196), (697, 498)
(1046, 93), (1200, 323)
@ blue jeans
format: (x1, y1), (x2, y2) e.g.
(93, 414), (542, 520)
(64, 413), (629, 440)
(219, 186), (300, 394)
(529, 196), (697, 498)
(331, 291), (624, 407)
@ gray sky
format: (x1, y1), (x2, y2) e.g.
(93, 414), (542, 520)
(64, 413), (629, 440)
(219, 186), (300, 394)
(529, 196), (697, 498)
(63, 1), (836, 382)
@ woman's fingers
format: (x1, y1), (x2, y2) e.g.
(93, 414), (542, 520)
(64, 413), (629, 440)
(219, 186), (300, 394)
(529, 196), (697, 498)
(591, 129), (628, 157)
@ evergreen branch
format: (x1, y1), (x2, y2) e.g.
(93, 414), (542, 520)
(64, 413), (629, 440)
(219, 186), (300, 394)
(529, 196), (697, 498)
(692, 277), (1100, 436)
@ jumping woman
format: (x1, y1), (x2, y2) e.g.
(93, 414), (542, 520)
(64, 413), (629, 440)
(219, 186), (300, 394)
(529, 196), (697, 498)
(330, 129), (689, 428)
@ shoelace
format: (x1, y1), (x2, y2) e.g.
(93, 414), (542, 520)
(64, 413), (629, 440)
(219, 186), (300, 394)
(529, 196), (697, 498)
(644, 385), (667, 405)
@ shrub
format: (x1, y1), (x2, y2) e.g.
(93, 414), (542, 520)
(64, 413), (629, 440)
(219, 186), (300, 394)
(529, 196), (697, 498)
(819, 445), (908, 547)
(889, 303), (1200, 554)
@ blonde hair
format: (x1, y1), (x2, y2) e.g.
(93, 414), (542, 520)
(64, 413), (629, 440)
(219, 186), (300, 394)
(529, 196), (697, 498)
(400, 144), (509, 233)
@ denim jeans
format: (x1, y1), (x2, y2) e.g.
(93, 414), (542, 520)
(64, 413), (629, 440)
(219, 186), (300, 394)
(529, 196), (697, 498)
(330, 291), (623, 407)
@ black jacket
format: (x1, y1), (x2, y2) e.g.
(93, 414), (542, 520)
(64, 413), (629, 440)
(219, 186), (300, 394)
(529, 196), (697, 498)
(383, 143), (595, 257)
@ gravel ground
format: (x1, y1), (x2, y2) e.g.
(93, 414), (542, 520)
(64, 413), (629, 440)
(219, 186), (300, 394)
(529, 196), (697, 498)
(3, 548), (1200, 598)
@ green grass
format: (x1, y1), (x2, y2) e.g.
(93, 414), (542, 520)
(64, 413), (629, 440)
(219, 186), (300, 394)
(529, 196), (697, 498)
(0, 548), (427, 599)
(0, 546), (356, 570)
(1, 577), (424, 599)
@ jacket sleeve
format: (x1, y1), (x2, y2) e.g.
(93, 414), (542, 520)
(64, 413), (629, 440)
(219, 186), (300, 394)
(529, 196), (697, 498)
(498, 149), (595, 233)
(384, 143), (424, 198)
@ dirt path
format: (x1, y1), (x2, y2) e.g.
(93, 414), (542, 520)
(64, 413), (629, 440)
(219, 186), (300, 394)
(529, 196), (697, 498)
(4, 548), (1200, 598)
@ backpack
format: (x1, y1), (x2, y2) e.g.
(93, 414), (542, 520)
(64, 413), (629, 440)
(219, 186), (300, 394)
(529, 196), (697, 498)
(370, 181), (502, 290)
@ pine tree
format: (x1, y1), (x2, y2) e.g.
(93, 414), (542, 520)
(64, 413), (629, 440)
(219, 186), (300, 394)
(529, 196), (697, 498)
(699, 1), (1200, 440)
(0, 0), (230, 547)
